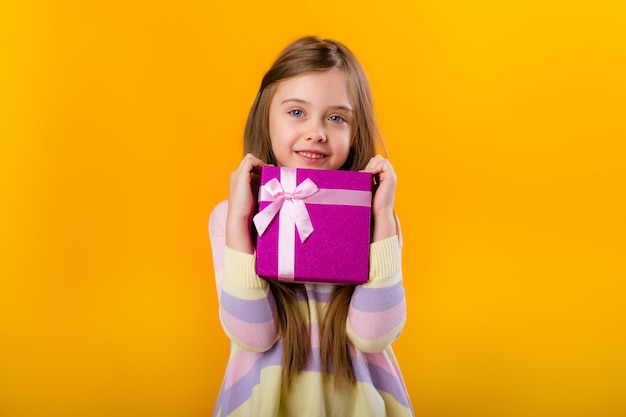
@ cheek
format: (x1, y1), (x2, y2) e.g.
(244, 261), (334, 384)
(269, 126), (287, 150)
(334, 131), (352, 165)
(268, 119), (283, 149)
(268, 106), (284, 139)
(341, 127), (353, 150)
(269, 114), (290, 139)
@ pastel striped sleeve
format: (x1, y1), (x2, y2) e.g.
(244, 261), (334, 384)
(220, 247), (280, 352)
(347, 235), (406, 353)
(209, 201), (280, 352)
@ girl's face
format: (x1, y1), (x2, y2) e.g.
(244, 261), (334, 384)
(268, 70), (353, 170)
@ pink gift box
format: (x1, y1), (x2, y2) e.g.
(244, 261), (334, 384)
(253, 166), (372, 285)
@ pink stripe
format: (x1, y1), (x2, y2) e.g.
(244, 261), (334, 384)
(260, 187), (371, 207)
(348, 302), (406, 340)
(224, 350), (263, 390)
(209, 201), (228, 271)
(220, 308), (277, 348)
(305, 188), (371, 206)
(362, 351), (397, 375)
(212, 244), (224, 272)
(391, 357), (407, 393)
(309, 323), (320, 349)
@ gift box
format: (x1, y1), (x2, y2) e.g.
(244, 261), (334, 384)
(253, 166), (372, 285)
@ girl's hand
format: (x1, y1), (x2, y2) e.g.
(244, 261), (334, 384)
(226, 153), (268, 254)
(361, 155), (398, 241)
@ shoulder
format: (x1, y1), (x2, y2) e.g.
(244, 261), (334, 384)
(211, 199), (229, 218)
(208, 200), (229, 237)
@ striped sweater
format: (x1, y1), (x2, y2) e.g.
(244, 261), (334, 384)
(209, 200), (414, 417)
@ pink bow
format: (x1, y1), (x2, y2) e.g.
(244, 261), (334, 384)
(253, 177), (319, 243)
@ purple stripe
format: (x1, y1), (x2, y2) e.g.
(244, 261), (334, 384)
(353, 355), (412, 409)
(305, 288), (333, 303)
(304, 347), (322, 371)
(311, 346), (411, 408)
(215, 344), (283, 417)
(212, 378), (226, 417)
(292, 287), (333, 303)
(214, 342), (412, 416)
(352, 281), (405, 312)
(220, 291), (276, 323)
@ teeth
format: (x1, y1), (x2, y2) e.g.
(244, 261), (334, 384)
(298, 151), (324, 159)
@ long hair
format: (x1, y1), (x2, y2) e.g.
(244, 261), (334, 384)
(243, 36), (383, 390)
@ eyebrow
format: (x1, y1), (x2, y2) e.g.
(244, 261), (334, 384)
(281, 98), (353, 113)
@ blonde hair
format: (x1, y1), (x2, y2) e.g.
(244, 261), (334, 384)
(244, 36), (384, 390)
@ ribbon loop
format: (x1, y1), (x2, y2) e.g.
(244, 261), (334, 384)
(253, 177), (319, 242)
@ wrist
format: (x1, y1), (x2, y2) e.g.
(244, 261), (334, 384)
(371, 210), (397, 242)
(372, 207), (394, 219)
(226, 213), (255, 254)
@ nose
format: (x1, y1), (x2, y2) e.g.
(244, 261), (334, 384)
(305, 120), (327, 142)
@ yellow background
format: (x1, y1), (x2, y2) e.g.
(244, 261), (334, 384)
(2, 1), (625, 416)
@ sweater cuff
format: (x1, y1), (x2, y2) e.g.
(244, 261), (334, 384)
(224, 246), (268, 290)
(368, 236), (401, 280)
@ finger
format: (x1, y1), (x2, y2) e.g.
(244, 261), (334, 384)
(240, 153), (266, 170)
(233, 155), (266, 183)
(360, 155), (379, 172)
(360, 155), (386, 174)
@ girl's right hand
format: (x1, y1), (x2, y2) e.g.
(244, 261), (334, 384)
(226, 153), (268, 254)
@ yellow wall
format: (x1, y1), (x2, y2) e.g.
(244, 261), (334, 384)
(2, 1), (625, 416)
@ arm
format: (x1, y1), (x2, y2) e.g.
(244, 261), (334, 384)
(365, 155), (398, 243)
(208, 155), (280, 352)
(347, 232), (406, 353)
(348, 157), (406, 353)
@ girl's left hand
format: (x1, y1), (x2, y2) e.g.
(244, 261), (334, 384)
(361, 155), (398, 241)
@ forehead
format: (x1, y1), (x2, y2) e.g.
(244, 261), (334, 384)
(271, 70), (352, 107)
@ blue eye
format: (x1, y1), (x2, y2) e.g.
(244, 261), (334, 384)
(289, 109), (304, 117)
(329, 115), (346, 123)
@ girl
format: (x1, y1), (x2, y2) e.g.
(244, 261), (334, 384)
(209, 36), (413, 417)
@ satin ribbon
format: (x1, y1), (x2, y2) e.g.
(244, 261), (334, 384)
(253, 167), (371, 280)
(253, 176), (319, 242)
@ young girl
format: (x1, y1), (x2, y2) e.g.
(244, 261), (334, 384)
(209, 36), (413, 417)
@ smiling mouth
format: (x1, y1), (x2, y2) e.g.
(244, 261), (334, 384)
(296, 151), (326, 159)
